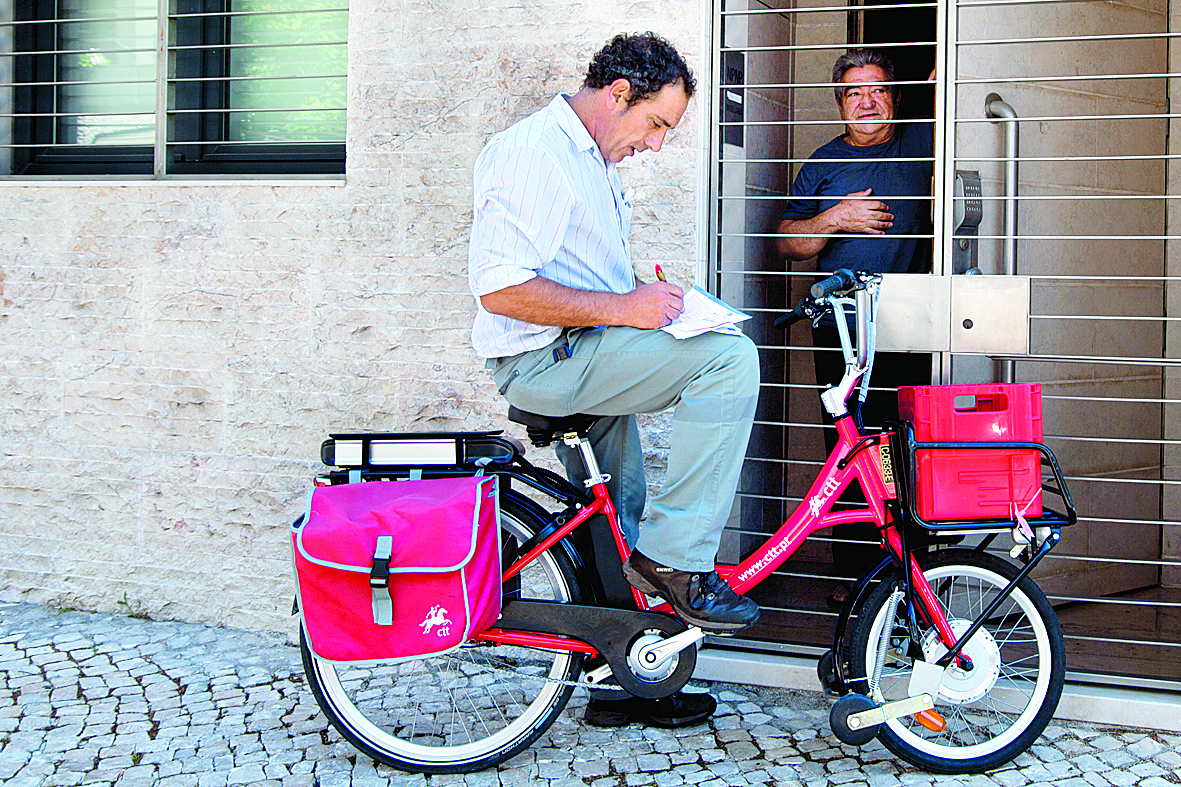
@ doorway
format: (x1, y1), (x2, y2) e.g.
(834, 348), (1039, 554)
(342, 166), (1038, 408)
(711, 0), (1181, 685)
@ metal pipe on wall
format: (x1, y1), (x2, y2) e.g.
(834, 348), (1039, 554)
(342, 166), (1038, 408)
(985, 93), (1019, 275)
(985, 92), (1019, 382)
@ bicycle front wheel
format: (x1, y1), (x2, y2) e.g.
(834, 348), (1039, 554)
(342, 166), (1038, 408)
(848, 549), (1065, 774)
(300, 493), (584, 774)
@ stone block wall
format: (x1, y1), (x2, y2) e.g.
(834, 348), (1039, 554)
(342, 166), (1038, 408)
(0, 0), (705, 636)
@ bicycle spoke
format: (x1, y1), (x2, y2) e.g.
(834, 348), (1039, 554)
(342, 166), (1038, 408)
(998, 659), (1040, 679)
(408, 665), (424, 741)
(980, 691), (1026, 715)
(469, 649), (526, 722)
(439, 659), (471, 745)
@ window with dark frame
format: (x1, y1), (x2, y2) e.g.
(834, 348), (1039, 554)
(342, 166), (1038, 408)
(4, 0), (347, 177)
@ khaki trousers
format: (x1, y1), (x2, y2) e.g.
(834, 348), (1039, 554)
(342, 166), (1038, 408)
(489, 325), (759, 572)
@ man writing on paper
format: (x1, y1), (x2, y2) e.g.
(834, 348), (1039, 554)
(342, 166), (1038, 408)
(469, 34), (761, 725)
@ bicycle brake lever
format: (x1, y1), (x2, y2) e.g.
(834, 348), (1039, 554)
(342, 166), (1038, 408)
(774, 298), (825, 329)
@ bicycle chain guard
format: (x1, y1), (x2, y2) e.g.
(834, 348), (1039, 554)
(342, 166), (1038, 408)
(496, 600), (697, 698)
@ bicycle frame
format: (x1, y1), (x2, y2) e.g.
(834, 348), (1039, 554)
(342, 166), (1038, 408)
(305, 269), (1076, 774)
(476, 404), (965, 658)
(326, 272), (1069, 676)
(478, 273), (966, 659)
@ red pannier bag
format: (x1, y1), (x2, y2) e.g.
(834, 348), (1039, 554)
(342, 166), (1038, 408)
(291, 476), (501, 664)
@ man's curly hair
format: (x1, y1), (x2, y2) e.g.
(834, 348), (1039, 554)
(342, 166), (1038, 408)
(583, 33), (696, 106)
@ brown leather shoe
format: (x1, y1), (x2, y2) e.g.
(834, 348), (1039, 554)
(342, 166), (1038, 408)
(623, 551), (760, 633)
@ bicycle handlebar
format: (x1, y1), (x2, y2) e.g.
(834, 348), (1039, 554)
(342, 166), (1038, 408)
(809, 268), (858, 299)
(774, 269), (863, 329)
(773, 300), (810, 329)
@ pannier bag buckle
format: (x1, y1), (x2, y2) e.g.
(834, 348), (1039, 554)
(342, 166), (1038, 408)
(370, 536), (393, 626)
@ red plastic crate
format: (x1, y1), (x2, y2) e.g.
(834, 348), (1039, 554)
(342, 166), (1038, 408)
(897, 384), (1043, 522)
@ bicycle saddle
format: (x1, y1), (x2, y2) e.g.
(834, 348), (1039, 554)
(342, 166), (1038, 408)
(507, 407), (600, 447)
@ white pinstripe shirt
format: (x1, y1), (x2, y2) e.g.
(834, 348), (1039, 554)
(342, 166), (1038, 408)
(468, 94), (636, 358)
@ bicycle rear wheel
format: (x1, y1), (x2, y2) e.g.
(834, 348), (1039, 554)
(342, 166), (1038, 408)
(848, 549), (1065, 774)
(300, 493), (584, 774)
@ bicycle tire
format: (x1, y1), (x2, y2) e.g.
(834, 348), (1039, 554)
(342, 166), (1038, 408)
(300, 490), (585, 774)
(848, 549), (1065, 774)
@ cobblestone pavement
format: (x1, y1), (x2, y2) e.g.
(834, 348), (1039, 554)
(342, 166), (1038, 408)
(2, 601), (1179, 787)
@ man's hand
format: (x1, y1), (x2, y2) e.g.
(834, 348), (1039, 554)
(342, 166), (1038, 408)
(619, 281), (684, 329)
(828, 188), (894, 235)
(777, 188), (894, 260)
(480, 277), (683, 330)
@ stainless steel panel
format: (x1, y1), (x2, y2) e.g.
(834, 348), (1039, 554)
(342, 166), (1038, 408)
(950, 275), (1030, 354)
(865, 274), (1031, 355)
(876, 274), (950, 352)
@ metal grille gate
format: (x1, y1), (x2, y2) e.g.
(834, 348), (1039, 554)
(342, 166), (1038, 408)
(710, 0), (1181, 688)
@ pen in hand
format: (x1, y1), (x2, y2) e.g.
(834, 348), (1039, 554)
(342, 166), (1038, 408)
(655, 265), (667, 282)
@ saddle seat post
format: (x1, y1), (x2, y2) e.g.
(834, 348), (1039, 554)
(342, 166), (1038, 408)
(561, 430), (611, 490)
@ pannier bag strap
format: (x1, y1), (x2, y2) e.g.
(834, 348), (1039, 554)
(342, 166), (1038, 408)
(370, 536), (394, 626)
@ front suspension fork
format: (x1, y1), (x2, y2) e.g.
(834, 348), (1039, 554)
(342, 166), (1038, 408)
(884, 528), (969, 670)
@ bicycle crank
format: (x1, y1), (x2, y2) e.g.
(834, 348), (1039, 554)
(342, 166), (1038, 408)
(633, 627), (706, 676)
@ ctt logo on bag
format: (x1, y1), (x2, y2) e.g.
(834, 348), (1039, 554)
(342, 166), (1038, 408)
(420, 605), (452, 637)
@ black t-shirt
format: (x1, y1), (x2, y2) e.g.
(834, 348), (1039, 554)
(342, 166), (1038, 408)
(781, 123), (934, 274)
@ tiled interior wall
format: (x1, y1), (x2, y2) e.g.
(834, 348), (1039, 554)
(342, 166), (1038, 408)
(718, 0), (798, 557)
(0, 1), (9, 175)
(1165, 2), (1181, 589)
(730, 0), (1176, 592)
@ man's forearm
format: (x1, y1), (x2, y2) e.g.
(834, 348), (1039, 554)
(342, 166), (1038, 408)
(777, 215), (834, 260)
(479, 275), (685, 331)
(480, 277), (628, 327)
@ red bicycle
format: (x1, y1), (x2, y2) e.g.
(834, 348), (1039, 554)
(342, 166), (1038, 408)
(299, 269), (1075, 774)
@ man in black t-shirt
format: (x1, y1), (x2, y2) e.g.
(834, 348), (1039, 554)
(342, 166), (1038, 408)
(777, 49), (933, 605)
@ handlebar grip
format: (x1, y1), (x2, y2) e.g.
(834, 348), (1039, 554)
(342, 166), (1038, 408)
(774, 301), (809, 329)
(809, 268), (857, 299)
